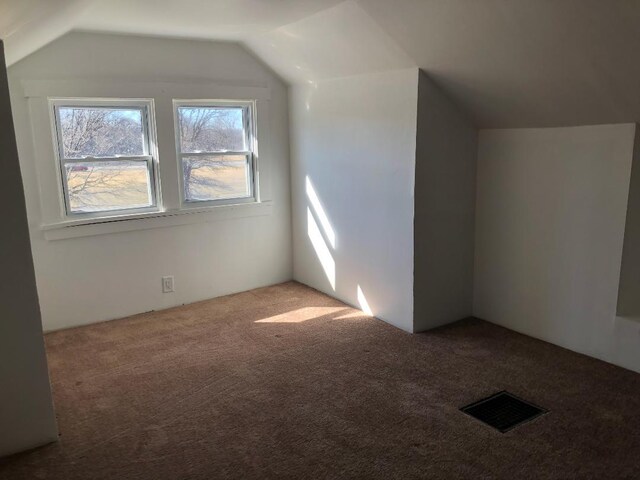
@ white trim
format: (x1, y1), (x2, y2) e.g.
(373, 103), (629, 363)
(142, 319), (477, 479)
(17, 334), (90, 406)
(22, 79), (270, 101)
(21, 78), (274, 236)
(42, 201), (273, 241)
(176, 151), (249, 158)
(61, 155), (153, 163)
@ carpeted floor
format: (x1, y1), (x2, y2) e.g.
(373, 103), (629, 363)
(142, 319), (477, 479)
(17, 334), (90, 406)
(1, 281), (639, 479)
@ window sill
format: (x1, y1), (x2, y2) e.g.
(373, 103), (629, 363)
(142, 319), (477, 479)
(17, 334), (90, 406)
(41, 201), (273, 241)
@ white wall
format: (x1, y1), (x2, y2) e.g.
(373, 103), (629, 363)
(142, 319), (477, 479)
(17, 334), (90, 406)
(413, 71), (477, 331)
(290, 69), (418, 332)
(9, 32), (292, 331)
(0, 41), (57, 457)
(474, 125), (640, 373)
(617, 127), (640, 316)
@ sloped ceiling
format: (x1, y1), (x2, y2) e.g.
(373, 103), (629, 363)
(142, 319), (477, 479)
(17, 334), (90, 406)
(360, 0), (640, 127)
(2, 0), (640, 128)
(0, 0), (94, 66)
(245, 1), (414, 83)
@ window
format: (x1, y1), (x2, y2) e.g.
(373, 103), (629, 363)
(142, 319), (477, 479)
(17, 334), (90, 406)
(46, 97), (260, 232)
(51, 99), (158, 216)
(174, 100), (255, 205)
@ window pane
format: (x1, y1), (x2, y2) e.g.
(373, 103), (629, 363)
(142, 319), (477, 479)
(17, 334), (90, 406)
(177, 107), (246, 153)
(65, 161), (153, 213)
(58, 107), (145, 158)
(182, 155), (250, 202)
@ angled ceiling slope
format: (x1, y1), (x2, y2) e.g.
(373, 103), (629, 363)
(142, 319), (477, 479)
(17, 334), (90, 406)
(0, 0), (94, 66)
(3, 0), (640, 128)
(245, 1), (414, 84)
(360, 0), (640, 127)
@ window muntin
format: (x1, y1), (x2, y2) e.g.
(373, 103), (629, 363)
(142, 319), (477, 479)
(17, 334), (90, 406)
(52, 100), (158, 215)
(175, 101), (255, 204)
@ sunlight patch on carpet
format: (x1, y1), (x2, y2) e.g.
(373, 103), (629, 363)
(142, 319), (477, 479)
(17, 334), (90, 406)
(255, 306), (345, 323)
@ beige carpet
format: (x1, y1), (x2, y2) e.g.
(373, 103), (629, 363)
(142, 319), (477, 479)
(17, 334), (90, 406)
(1, 281), (639, 479)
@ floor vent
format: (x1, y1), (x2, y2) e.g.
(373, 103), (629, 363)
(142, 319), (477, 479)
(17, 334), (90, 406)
(460, 391), (547, 432)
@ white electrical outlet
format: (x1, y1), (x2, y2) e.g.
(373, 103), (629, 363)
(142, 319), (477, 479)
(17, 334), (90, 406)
(162, 276), (174, 293)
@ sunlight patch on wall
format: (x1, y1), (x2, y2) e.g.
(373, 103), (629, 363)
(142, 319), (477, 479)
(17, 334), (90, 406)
(357, 284), (373, 316)
(306, 176), (336, 248)
(255, 306), (345, 323)
(308, 207), (336, 289)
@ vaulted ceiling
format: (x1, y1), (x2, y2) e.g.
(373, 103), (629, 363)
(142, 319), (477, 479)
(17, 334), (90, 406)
(2, 0), (640, 128)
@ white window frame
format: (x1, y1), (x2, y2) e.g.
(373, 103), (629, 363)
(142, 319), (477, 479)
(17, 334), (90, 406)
(173, 99), (257, 209)
(49, 98), (161, 219)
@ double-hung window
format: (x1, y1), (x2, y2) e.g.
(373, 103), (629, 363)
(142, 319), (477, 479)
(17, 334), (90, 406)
(174, 100), (256, 205)
(51, 99), (158, 216)
(48, 98), (258, 228)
